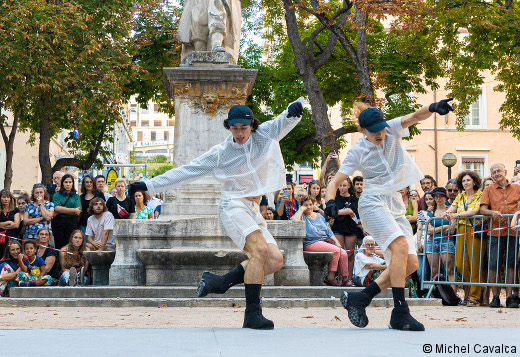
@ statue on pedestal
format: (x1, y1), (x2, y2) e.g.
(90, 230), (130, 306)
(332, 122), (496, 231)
(177, 0), (241, 64)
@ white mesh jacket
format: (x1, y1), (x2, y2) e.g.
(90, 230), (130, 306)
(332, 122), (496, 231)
(145, 102), (303, 199)
(338, 117), (424, 196)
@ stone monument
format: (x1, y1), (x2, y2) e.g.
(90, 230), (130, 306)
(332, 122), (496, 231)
(110, 2), (309, 287)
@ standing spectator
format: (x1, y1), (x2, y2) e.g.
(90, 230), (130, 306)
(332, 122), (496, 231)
(147, 194), (163, 219)
(445, 179), (459, 206)
(319, 151), (341, 186)
(479, 163), (520, 308)
(275, 182), (299, 220)
(416, 191), (434, 295)
(417, 175), (437, 211)
(35, 228), (60, 284)
(292, 195), (349, 286)
(409, 189), (419, 201)
(95, 175), (111, 201)
(53, 174), (82, 250)
(330, 177), (359, 283)
(479, 177), (495, 306)
(109, 187), (117, 197)
(353, 236), (387, 287)
(0, 190), (20, 258)
(0, 240), (26, 296)
(16, 193), (29, 239)
(47, 171), (64, 202)
(307, 180), (325, 215)
(23, 184), (54, 240)
(444, 171), (483, 306)
(352, 176), (363, 198)
(134, 190), (153, 219)
(425, 187), (456, 287)
(16, 239), (52, 287)
(260, 195), (269, 219)
(59, 230), (90, 286)
(79, 174), (105, 234)
(106, 178), (136, 220)
(86, 198), (115, 251)
(399, 186), (418, 233)
(265, 208), (275, 220)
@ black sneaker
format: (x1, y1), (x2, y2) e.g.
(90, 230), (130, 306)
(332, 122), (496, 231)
(197, 271), (225, 297)
(512, 294), (520, 306)
(340, 291), (369, 328)
(489, 296), (501, 308)
(389, 305), (425, 331)
(243, 309), (274, 330)
(506, 296), (519, 308)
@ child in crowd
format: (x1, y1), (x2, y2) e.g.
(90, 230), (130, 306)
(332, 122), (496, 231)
(353, 236), (387, 287)
(16, 240), (52, 286)
(0, 240), (26, 296)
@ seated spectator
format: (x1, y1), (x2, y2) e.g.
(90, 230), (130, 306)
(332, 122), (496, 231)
(79, 174), (105, 234)
(16, 239), (52, 287)
(134, 190), (153, 219)
(292, 195), (349, 286)
(276, 182), (299, 220)
(480, 163), (520, 308)
(307, 180), (325, 216)
(399, 186), (418, 233)
(330, 176), (359, 284)
(59, 230), (90, 286)
(265, 208), (276, 220)
(24, 184), (54, 240)
(352, 176), (363, 198)
(53, 174), (82, 250)
(425, 187), (456, 287)
(16, 192), (29, 239)
(35, 228), (60, 284)
(106, 178), (136, 220)
(418, 175), (437, 211)
(444, 171), (483, 307)
(0, 240), (26, 296)
(353, 236), (387, 287)
(445, 179), (459, 206)
(86, 198), (115, 251)
(0, 189), (20, 258)
(95, 175), (111, 201)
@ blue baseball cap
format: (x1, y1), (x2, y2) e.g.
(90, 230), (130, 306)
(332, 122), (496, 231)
(359, 107), (389, 133)
(227, 105), (254, 126)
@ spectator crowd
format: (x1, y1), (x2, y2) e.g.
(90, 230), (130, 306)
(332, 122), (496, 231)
(0, 172), (163, 294)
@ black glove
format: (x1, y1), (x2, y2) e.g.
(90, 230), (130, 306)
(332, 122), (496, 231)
(287, 101), (304, 118)
(324, 199), (339, 219)
(429, 98), (454, 115)
(128, 182), (148, 199)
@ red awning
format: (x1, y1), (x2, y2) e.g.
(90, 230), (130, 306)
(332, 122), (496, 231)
(462, 157), (485, 163)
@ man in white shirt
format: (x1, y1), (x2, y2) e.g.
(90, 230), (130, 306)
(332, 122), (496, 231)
(129, 99), (304, 330)
(353, 237), (386, 287)
(325, 98), (454, 331)
(95, 175), (111, 201)
(86, 198), (115, 251)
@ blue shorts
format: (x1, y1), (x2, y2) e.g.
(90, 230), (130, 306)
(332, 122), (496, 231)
(425, 236), (455, 254)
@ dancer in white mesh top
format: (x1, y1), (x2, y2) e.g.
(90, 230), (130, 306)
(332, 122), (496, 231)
(129, 98), (304, 330)
(325, 98), (454, 331)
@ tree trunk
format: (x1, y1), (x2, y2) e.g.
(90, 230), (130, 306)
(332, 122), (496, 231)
(0, 107), (22, 190)
(39, 112), (53, 185)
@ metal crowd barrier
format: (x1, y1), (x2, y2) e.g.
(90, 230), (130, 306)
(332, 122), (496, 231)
(419, 214), (520, 296)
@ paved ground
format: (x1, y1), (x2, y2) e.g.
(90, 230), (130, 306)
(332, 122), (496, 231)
(1, 327), (519, 356)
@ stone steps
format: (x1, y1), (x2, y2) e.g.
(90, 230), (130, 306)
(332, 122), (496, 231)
(9, 286), (394, 299)
(0, 297), (441, 308)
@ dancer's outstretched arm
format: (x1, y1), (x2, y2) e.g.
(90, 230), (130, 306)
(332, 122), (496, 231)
(401, 98), (454, 129)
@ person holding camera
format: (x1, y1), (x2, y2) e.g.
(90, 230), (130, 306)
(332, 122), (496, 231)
(128, 98), (305, 330)
(275, 182), (299, 220)
(325, 98), (454, 331)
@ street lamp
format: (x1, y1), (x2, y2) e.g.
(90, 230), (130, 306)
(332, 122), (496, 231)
(442, 153), (457, 180)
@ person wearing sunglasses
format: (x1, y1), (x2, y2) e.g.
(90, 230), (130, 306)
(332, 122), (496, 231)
(353, 236), (386, 287)
(445, 179), (459, 206)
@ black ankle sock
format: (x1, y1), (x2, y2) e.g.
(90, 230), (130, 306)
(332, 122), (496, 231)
(392, 287), (406, 308)
(223, 264), (245, 289)
(363, 282), (381, 300)
(244, 284), (262, 312)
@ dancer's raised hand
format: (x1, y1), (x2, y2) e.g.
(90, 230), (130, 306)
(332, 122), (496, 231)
(429, 98), (454, 115)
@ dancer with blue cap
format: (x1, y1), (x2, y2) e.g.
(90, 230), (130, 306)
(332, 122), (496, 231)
(325, 98), (454, 331)
(129, 98), (305, 329)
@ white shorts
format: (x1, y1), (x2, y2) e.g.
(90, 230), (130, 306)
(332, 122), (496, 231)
(218, 198), (277, 250)
(358, 192), (416, 264)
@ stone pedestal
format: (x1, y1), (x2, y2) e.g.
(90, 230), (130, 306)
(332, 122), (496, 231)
(84, 251), (116, 286)
(162, 51), (257, 217)
(303, 252), (333, 286)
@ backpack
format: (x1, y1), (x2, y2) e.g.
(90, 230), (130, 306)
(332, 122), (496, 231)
(432, 274), (461, 306)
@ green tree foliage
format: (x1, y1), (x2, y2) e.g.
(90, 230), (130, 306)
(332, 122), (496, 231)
(430, 0), (520, 136)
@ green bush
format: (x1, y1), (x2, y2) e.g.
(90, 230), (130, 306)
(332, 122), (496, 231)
(151, 163), (173, 177)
